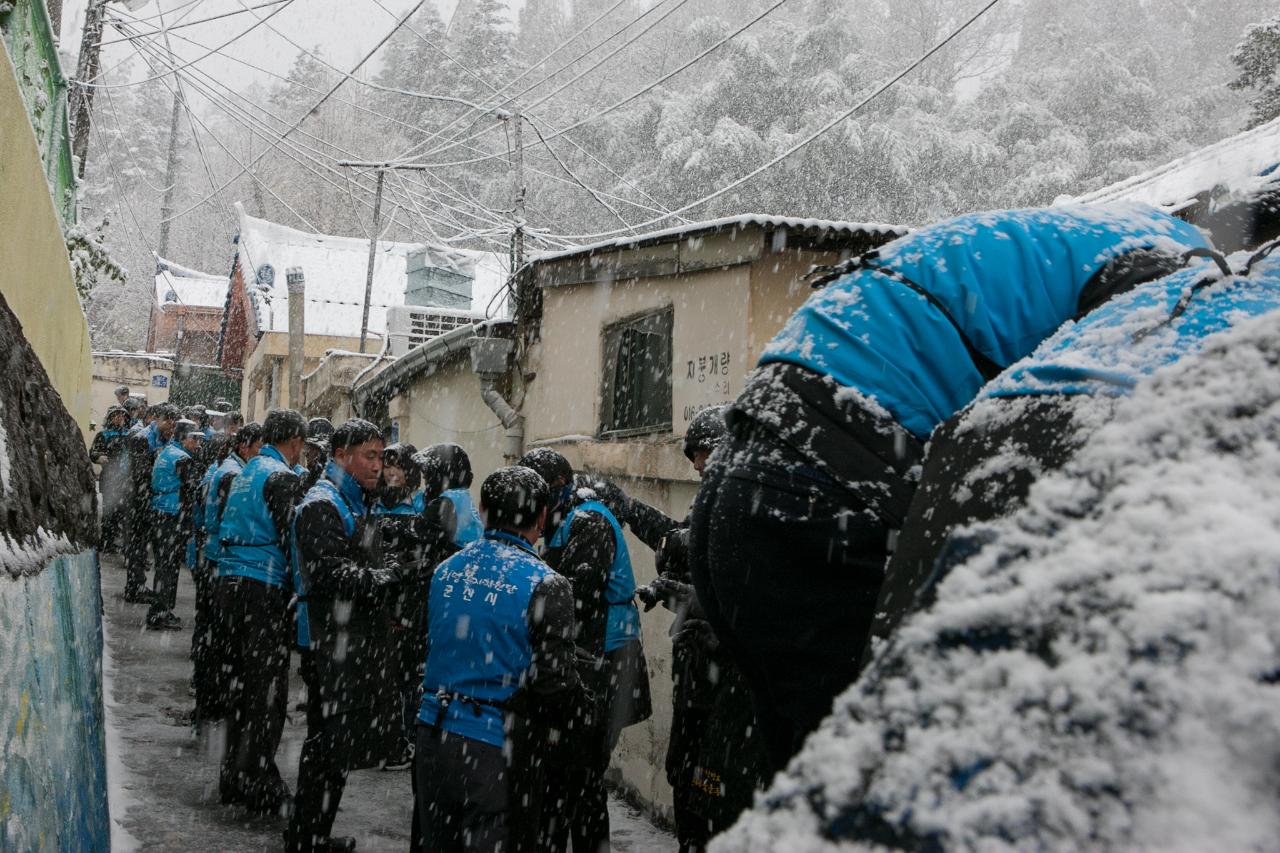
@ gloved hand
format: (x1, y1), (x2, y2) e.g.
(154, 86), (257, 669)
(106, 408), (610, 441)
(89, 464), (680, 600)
(673, 618), (719, 654)
(636, 576), (694, 612)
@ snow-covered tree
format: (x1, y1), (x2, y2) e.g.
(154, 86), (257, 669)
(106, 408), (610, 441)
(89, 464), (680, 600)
(1230, 16), (1280, 129)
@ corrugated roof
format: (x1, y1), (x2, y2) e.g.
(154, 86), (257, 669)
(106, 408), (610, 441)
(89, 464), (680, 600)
(154, 256), (227, 309)
(1075, 116), (1280, 211)
(530, 214), (908, 265)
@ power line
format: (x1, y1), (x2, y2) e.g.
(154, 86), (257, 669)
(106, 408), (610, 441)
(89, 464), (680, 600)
(540, 0), (1006, 244)
(156, 0), (429, 228)
(79, 0), (299, 88)
(409, 0), (793, 171)
(97, 0), (291, 47)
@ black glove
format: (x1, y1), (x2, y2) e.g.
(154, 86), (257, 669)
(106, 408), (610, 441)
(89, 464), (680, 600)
(673, 617), (719, 654)
(636, 576), (693, 613)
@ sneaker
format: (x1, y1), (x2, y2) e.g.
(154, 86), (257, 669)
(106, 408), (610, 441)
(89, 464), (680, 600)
(145, 611), (183, 631)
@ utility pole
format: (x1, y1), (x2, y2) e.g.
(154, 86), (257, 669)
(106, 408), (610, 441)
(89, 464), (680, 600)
(156, 4), (184, 257)
(358, 170), (385, 354)
(69, 0), (107, 178)
(509, 110), (526, 272)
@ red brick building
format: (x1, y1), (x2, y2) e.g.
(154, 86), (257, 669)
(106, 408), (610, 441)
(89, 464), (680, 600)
(147, 257), (228, 365)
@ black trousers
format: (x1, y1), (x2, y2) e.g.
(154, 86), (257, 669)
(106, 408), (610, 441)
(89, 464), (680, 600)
(668, 704), (712, 852)
(123, 498), (150, 593)
(688, 427), (905, 776)
(191, 558), (221, 720)
(413, 726), (511, 853)
(539, 708), (609, 853)
(217, 576), (292, 811)
(147, 511), (186, 619)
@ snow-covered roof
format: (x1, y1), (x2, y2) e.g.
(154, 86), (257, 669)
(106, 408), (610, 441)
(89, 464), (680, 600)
(531, 214), (908, 265)
(720, 264), (1280, 850)
(233, 204), (508, 338)
(154, 256), (226, 309)
(1074, 115), (1280, 212)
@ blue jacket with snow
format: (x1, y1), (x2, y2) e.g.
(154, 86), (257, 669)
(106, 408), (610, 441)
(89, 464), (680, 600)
(150, 441), (192, 516)
(418, 531), (554, 748)
(986, 257), (1280, 399)
(442, 487), (484, 547)
(290, 460), (366, 649)
(549, 499), (641, 653)
(202, 453), (246, 564)
(217, 446), (294, 587)
(759, 204), (1210, 439)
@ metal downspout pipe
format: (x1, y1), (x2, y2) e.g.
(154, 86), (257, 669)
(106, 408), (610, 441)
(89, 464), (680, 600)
(470, 336), (524, 462)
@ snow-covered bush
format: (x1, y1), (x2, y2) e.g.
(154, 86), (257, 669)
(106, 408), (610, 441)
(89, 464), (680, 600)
(716, 307), (1280, 850)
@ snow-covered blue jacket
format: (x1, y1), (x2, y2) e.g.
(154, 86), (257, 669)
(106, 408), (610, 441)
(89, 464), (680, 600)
(150, 441), (191, 516)
(290, 460), (366, 648)
(443, 487), (484, 547)
(549, 499), (640, 653)
(202, 453), (246, 564)
(372, 490), (426, 517)
(986, 257), (1280, 399)
(759, 204), (1210, 439)
(418, 531), (553, 748)
(217, 445), (293, 587)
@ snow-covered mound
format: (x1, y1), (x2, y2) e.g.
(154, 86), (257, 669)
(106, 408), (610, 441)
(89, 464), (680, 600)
(715, 310), (1280, 851)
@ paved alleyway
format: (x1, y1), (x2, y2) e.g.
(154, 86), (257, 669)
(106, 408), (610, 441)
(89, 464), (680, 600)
(99, 554), (676, 853)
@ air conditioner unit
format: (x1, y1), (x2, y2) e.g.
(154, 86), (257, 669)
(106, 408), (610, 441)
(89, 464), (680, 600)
(386, 305), (486, 357)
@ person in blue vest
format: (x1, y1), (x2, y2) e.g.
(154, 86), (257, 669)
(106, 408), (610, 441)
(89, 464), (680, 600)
(190, 422), (263, 725)
(215, 408), (307, 813)
(371, 441), (432, 768)
(285, 419), (402, 853)
(90, 405), (132, 553)
(121, 402), (178, 602)
(145, 418), (205, 630)
(414, 464), (585, 853)
(865, 244), (1280, 661)
(416, 443), (485, 549)
(518, 447), (652, 853)
(686, 203), (1213, 775)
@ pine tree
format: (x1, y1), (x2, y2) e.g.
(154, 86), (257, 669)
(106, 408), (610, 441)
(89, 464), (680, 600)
(1230, 16), (1280, 129)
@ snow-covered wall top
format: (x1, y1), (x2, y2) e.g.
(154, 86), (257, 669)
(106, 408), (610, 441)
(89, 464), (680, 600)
(234, 204), (507, 338)
(154, 256), (227, 310)
(531, 214), (908, 265)
(1074, 115), (1280, 211)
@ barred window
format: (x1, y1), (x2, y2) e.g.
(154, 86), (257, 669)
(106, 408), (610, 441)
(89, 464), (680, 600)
(600, 307), (673, 438)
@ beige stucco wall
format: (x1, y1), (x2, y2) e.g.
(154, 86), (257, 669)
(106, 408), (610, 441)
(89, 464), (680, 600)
(89, 353), (173, 431)
(241, 331), (374, 416)
(526, 263), (753, 445)
(0, 40), (92, 433)
(747, 246), (842, 364)
(394, 354), (508, 487)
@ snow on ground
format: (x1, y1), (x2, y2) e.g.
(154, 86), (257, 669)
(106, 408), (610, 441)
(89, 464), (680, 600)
(99, 554), (676, 852)
(715, 310), (1280, 851)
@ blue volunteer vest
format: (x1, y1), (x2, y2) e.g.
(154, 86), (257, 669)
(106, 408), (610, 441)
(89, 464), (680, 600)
(549, 499), (641, 653)
(418, 531), (553, 748)
(202, 453), (246, 564)
(372, 490), (426, 517)
(290, 461), (365, 649)
(987, 259), (1280, 399)
(130, 420), (161, 452)
(149, 441), (191, 515)
(443, 488), (484, 547)
(217, 446), (294, 587)
(759, 204), (1210, 439)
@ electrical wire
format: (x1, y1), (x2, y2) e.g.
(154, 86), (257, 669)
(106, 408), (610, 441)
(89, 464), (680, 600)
(155, 0), (429, 228)
(79, 0), (299, 88)
(97, 0), (290, 48)
(538, 0), (1006, 244)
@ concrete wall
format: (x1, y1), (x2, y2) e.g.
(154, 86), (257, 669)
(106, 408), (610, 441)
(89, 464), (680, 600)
(0, 36), (91, 433)
(90, 352), (174, 430)
(241, 331), (374, 417)
(393, 353), (508, 488)
(0, 36), (109, 853)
